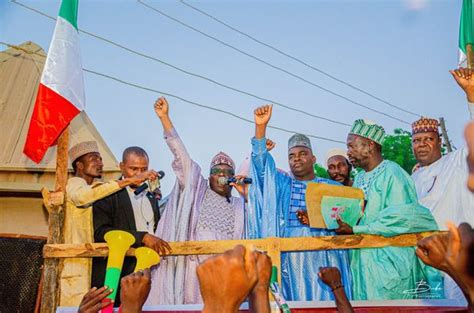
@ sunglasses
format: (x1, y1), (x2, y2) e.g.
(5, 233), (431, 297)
(210, 168), (235, 176)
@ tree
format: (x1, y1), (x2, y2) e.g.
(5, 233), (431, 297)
(382, 128), (417, 174)
(313, 163), (329, 179)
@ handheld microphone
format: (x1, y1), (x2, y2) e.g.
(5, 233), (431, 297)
(217, 176), (253, 186)
(134, 171), (165, 195)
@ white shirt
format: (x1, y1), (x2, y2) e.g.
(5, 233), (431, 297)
(126, 186), (155, 234)
(413, 147), (474, 229)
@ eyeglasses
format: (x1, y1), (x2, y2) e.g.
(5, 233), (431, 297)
(210, 168), (235, 176)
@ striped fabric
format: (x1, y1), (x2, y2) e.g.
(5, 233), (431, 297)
(288, 180), (308, 227)
(349, 119), (385, 145)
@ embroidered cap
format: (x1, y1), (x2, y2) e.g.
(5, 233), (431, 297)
(69, 141), (100, 163)
(210, 151), (235, 170)
(411, 117), (440, 135)
(288, 133), (312, 151)
(349, 119), (385, 146)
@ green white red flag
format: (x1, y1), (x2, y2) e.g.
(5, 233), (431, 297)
(24, 0), (84, 163)
(459, 0), (474, 67)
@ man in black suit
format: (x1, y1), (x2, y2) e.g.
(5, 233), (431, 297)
(92, 146), (171, 306)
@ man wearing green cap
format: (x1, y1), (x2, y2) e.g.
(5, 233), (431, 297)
(335, 119), (441, 300)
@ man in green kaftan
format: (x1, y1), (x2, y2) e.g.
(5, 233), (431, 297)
(335, 119), (442, 300)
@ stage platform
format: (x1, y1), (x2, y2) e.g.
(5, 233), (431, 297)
(57, 299), (468, 312)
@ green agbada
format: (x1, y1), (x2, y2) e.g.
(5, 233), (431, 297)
(351, 160), (442, 300)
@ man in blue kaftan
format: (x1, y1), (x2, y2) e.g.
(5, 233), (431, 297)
(247, 104), (352, 301)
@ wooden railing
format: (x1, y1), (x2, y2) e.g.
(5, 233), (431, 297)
(43, 231), (440, 285)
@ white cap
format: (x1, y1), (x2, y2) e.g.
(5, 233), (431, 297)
(325, 148), (349, 167)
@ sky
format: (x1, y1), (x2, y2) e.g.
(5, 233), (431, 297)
(1, 0), (470, 195)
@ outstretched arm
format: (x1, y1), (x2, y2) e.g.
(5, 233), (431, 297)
(450, 67), (474, 119)
(251, 105), (277, 188)
(67, 172), (157, 208)
(252, 105), (273, 169)
(465, 122), (474, 192)
(154, 97), (174, 132)
(154, 97), (195, 187)
(254, 105), (272, 140)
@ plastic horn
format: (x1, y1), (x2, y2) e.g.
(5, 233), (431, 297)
(134, 247), (160, 272)
(101, 230), (135, 313)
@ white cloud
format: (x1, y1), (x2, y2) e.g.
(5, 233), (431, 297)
(404, 0), (428, 11)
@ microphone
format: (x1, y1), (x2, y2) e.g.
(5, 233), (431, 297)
(134, 171), (165, 195)
(217, 176), (253, 186)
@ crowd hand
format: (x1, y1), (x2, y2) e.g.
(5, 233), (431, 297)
(415, 232), (450, 273)
(249, 252), (272, 313)
(335, 218), (353, 235)
(318, 267), (342, 290)
(78, 286), (113, 313)
(254, 105), (273, 126)
(318, 267), (354, 313)
(154, 97), (169, 118)
(142, 233), (172, 256)
(120, 268), (152, 313)
(446, 222), (474, 279)
(197, 245), (258, 313)
(296, 210), (309, 226)
(446, 222), (474, 308)
(465, 122), (474, 192)
(450, 67), (474, 102)
(251, 251), (272, 294)
(265, 139), (276, 152)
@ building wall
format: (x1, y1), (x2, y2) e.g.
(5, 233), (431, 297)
(0, 197), (48, 236)
(0, 169), (121, 237)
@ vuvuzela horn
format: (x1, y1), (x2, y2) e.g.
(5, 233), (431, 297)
(134, 247), (160, 272)
(101, 230), (135, 313)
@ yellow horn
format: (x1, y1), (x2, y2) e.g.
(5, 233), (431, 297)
(104, 230), (135, 269)
(134, 247), (160, 272)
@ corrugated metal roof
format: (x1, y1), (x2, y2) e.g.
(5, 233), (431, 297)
(0, 41), (119, 172)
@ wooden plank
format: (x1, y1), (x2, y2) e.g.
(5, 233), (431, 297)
(43, 232), (442, 258)
(0, 233), (47, 241)
(40, 127), (69, 313)
(277, 232), (441, 252)
(44, 238), (270, 258)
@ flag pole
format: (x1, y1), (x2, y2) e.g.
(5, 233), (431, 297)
(40, 126), (69, 313)
(467, 44), (474, 69)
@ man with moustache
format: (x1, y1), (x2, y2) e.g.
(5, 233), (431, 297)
(335, 120), (441, 300)
(325, 148), (353, 186)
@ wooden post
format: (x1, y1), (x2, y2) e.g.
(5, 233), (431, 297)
(40, 127), (69, 313)
(467, 44), (474, 69)
(266, 238), (281, 285)
(439, 117), (453, 153)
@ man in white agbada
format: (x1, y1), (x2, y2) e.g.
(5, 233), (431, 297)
(411, 67), (474, 302)
(146, 97), (246, 305)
